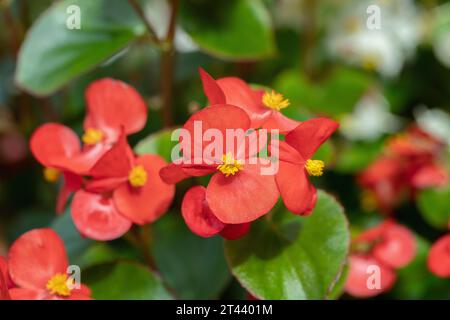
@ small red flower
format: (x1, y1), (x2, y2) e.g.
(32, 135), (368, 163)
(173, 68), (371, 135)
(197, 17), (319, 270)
(359, 126), (448, 213)
(30, 78), (148, 213)
(71, 132), (175, 240)
(6, 228), (91, 300)
(161, 105), (279, 225)
(427, 234), (450, 278)
(345, 220), (416, 297)
(199, 68), (300, 133)
(272, 118), (339, 215)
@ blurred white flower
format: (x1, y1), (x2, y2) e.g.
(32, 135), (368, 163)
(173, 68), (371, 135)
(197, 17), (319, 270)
(327, 0), (421, 78)
(415, 106), (450, 145)
(432, 3), (450, 69)
(340, 90), (402, 141)
(144, 0), (198, 53)
(273, 0), (304, 29)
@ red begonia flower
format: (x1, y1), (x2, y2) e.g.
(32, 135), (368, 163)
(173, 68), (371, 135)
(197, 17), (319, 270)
(427, 234), (450, 278)
(7, 228), (91, 300)
(161, 105), (279, 225)
(355, 220), (417, 269)
(0, 256), (12, 300)
(71, 133), (175, 239)
(83, 78), (147, 144)
(199, 68), (299, 133)
(272, 118), (339, 215)
(411, 163), (448, 188)
(345, 254), (396, 298)
(181, 186), (251, 239)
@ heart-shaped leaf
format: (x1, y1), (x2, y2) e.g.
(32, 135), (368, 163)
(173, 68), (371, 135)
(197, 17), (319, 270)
(225, 190), (350, 300)
(15, 0), (145, 95)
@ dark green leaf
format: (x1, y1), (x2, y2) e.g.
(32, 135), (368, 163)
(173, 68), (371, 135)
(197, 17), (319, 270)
(152, 212), (231, 299)
(417, 185), (450, 230)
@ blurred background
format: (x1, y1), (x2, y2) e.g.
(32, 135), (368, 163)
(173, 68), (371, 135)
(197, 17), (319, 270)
(0, 0), (449, 299)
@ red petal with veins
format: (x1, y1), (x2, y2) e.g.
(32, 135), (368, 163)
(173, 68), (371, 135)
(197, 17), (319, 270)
(206, 163), (279, 224)
(71, 190), (132, 241)
(84, 78), (147, 142)
(199, 68), (226, 105)
(8, 229), (68, 290)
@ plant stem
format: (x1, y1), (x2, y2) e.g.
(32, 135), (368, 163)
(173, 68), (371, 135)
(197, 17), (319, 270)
(128, 0), (160, 45)
(129, 225), (157, 271)
(160, 0), (179, 127)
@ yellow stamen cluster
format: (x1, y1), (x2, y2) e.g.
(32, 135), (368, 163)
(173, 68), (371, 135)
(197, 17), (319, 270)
(46, 273), (72, 297)
(82, 128), (104, 145)
(262, 90), (290, 111)
(128, 165), (148, 187)
(305, 159), (325, 177)
(43, 167), (60, 183)
(217, 153), (243, 177)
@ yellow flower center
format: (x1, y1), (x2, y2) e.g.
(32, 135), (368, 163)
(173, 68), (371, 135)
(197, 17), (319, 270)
(82, 128), (104, 145)
(43, 167), (60, 183)
(217, 152), (243, 177)
(361, 55), (379, 71)
(128, 165), (148, 187)
(46, 273), (72, 297)
(305, 159), (325, 177)
(262, 90), (290, 111)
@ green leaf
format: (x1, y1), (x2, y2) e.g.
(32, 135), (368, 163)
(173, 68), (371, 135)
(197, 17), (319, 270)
(83, 261), (173, 300)
(273, 67), (372, 117)
(179, 0), (276, 60)
(225, 190), (350, 300)
(417, 185), (450, 230)
(51, 210), (92, 261)
(15, 0), (145, 95)
(135, 129), (177, 162)
(152, 213), (231, 299)
(335, 141), (384, 173)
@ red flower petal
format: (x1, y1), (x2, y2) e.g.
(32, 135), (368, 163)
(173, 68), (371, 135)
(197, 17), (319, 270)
(206, 163), (279, 224)
(89, 132), (133, 179)
(71, 190), (132, 241)
(8, 288), (47, 300)
(159, 163), (190, 184)
(220, 223), (251, 240)
(411, 163), (449, 188)
(181, 186), (225, 237)
(427, 234), (450, 278)
(372, 221), (416, 269)
(262, 111), (300, 134)
(114, 154), (175, 225)
(275, 161), (316, 215)
(285, 118), (339, 160)
(84, 78), (147, 142)
(30, 123), (80, 168)
(0, 257), (10, 300)
(182, 105), (251, 160)
(199, 68), (226, 105)
(216, 77), (271, 128)
(8, 228), (68, 290)
(56, 172), (83, 214)
(345, 254), (396, 298)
